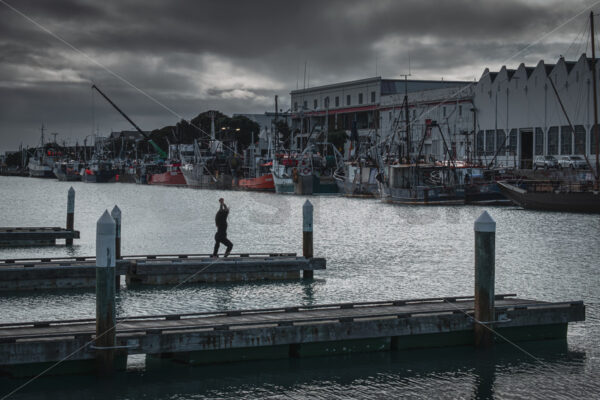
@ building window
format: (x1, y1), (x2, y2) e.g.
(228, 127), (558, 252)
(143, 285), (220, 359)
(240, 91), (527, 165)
(590, 125), (599, 154)
(371, 91), (376, 103)
(459, 105), (462, 116)
(560, 126), (572, 155)
(412, 109), (416, 119)
(324, 97), (329, 108)
(358, 93), (363, 105)
(508, 129), (518, 155)
(314, 99), (318, 109)
(389, 111), (392, 121)
(496, 130), (506, 153)
(548, 126), (558, 154)
(294, 102), (298, 112)
(575, 125), (585, 154)
(443, 107), (446, 117)
(335, 96), (339, 107)
(303, 100), (307, 110)
(535, 127), (544, 155)
(485, 130), (495, 155)
(476, 131), (484, 155)
(347, 95), (351, 106)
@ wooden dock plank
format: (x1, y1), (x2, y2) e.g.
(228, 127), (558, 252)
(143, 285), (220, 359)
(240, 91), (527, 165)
(0, 296), (585, 371)
(0, 297), (558, 339)
(0, 254), (325, 290)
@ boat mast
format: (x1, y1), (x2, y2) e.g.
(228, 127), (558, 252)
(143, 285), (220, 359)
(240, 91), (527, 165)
(591, 11), (600, 182)
(402, 74), (411, 162)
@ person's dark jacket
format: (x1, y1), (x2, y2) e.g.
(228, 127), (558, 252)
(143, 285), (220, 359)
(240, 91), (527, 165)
(215, 205), (229, 238)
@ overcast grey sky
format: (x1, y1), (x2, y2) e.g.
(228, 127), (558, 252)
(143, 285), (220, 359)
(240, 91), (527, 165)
(0, 0), (597, 151)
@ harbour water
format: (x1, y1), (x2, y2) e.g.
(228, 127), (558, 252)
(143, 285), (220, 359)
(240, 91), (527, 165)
(0, 176), (599, 399)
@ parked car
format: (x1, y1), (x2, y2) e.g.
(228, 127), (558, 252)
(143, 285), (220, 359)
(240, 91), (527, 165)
(533, 155), (558, 170)
(558, 155), (587, 169)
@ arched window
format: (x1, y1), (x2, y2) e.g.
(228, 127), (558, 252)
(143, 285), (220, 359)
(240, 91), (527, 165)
(590, 124), (599, 155)
(508, 129), (518, 155)
(476, 131), (484, 155)
(548, 127), (559, 155)
(560, 126), (572, 155)
(575, 125), (585, 154)
(535, 128), (544, 155)
(496, 130), (506, 154)
(485, 130), (495, 155)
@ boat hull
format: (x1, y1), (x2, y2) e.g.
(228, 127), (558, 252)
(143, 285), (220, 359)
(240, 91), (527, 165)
(379, 184), (465, 205)
(465, 182), (511, 205)
(238, 174), (275, 191)
(53, 168), (81, 181)
(181, 164), (233, 189)
(294, 175), (339, 195)
(336, 179), (378, 197)
(148, 170), (187, 186)
(29, 168), (54, 178)
(81, 170), (117, 183)
(498, 181), (600, 213)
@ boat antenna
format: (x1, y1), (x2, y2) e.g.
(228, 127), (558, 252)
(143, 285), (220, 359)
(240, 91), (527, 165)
(590, 11), (600, 183)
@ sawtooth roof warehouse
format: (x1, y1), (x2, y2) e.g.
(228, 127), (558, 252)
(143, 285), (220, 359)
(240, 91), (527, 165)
(289, 54), (600, 168)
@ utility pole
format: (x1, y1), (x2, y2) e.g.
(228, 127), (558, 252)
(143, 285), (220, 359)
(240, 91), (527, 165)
(591, 11), (600, 181)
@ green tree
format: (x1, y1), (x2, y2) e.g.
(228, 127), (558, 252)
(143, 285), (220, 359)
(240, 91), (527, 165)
(327, 129), (348, 151)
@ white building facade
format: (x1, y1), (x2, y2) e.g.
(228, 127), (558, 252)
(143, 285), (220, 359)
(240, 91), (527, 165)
(473, 54), (600, 168)
(289, 77), (474, 160)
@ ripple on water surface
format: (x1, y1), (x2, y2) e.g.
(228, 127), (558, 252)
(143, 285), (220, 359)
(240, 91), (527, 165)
(0, 176), (599, 399)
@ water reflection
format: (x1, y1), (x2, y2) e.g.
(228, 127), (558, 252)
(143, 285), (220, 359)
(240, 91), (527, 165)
(0, 341), (585, 400)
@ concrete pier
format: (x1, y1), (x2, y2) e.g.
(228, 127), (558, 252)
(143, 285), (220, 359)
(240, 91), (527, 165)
(0, 294), (585, 377)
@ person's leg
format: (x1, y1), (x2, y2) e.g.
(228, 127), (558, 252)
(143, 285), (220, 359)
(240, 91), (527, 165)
(212, 240), (220, 257)
(223, 238), (233, 257)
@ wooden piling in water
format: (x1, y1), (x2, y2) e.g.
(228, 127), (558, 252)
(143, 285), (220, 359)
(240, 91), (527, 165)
(302, 200), (314, 279)
(474, 211), (496, 348)
(111, 206), (121, 291)
(66, 187), (75, 246)
(95, 210), (117, 375)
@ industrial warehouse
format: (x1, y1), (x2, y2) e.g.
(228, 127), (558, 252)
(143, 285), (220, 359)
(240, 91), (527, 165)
(289, 54), (600, 169)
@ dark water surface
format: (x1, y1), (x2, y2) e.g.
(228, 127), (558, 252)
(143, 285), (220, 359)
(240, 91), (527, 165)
(0, 176), (598, 399)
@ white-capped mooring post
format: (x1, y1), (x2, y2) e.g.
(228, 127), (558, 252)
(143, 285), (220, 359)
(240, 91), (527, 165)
(474, 211), (496, 348)
(95, 210), (117, 375)
(110, 205), (121, 291)
(302, 200), (314, 279)
(66, 187), (75, 245)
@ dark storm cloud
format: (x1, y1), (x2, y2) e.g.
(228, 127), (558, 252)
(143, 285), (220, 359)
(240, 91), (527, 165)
(0, 0), (594, 150)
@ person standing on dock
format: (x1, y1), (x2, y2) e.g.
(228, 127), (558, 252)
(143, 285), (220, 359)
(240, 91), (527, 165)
(212, 198), (233, 257)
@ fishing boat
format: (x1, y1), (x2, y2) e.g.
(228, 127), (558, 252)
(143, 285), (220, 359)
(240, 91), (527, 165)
(28, 152), (55, 178)
(271, 154), (295, 194)
(81, 159), (117, 183)
(334, 161), (379, 197)
(498, 180), (600, 213)
(148, 161), (187, 186)
(452, 165), (514, 205)
(239, 160), (275, 191)
(378, 163), (465, 205)
(28, 127), (56, 178)
(181, 141), (236, 189)
(53, 160), (83, 181)
(292, 143), (343, 195)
